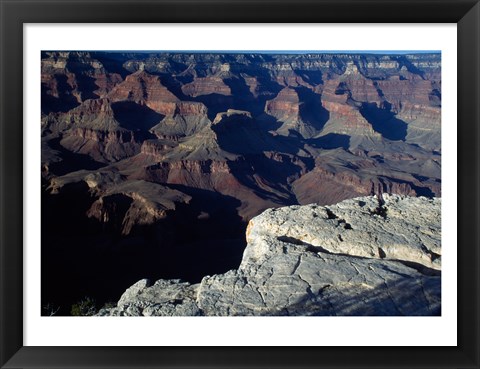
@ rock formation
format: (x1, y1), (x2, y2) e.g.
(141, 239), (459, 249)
(41, 51), (442, 315)
(98, 194), (441, 316)
(47, 170), (192, 236)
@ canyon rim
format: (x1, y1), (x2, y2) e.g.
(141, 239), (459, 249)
(41, 51), (441, 316)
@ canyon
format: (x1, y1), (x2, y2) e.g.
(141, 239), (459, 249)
(41, 51), (441, 315)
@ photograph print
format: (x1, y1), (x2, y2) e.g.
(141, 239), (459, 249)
(41, 51), (441, 316)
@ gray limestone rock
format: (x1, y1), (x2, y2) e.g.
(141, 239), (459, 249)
(244, 194), (441, 270)
(97, 279), (202, 316)
(98, 195), (441, 316)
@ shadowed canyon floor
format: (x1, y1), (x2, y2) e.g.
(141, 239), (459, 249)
(41, 51), (441, 315)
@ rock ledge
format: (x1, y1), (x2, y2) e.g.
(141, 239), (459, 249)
(98, 194), (441, 316)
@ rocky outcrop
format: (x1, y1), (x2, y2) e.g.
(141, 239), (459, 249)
(140, 139), (179, 158)
(264, 87), (328, 138)
(265, 87), (300, 120)
(245, 194), (441, 270)
(46, 170), (192, 236)
(181, 77), (232, 97)
(136, 157), (286, 220)
(98, 194), (441, 316)
(41, 98), (146, 163)
(320, 73), (379, 138)
(46, 98), (120, 132)
(41, 51), (123, 114)
(291, 164), (440, 205)
(60, 127), (141, 163)
(42, 52), (442, 314)
(87, 180), (191, 235)
(107, 70), (179, 114)
(150, 102), (210, 139)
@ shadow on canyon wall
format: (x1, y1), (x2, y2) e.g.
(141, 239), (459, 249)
(41, 182), (247, 315)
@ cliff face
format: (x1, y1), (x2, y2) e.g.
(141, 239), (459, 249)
(41, 51), (441, 314)
(42, 52), (441, 206)
(98, 194), (441, 316)
(41, 51), (124, 113)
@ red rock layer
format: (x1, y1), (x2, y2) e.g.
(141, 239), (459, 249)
(140, 140), (178, 158)
(264, 87), (300, 121)
(41, 52), (123, 101)
(68, 127), (135, 144)
(108, 71), (180, 114)
(175, 101), (208, 116)
(321, 80), (377, 137)
(376, 78), (437, 114)
(275, 75), (313, 89)
(55, 98), (144, 162)
(60, 128), (141, 163)
(57, 98), (120, 131)
(131, 159), (284, 220)
(292, 166), (422, 207)
(181, 77), (232, 97)
(92, 73), (124, 98)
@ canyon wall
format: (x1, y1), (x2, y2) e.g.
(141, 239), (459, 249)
(41, 51), (441, 314)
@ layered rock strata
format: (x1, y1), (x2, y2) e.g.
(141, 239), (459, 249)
(41, 52), (442, 314)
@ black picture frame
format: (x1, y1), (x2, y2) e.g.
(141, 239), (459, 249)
(1, 0), (479, 368)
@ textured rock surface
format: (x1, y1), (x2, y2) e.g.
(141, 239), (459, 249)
(245, 193), (441, 270)
(98, 195), (441, 316)
(107, 70), (179, 114)
(42, 52), (442, 315)
(108, 279), (202, 316)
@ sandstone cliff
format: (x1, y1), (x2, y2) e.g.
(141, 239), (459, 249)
(98, 194), (441, 316)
